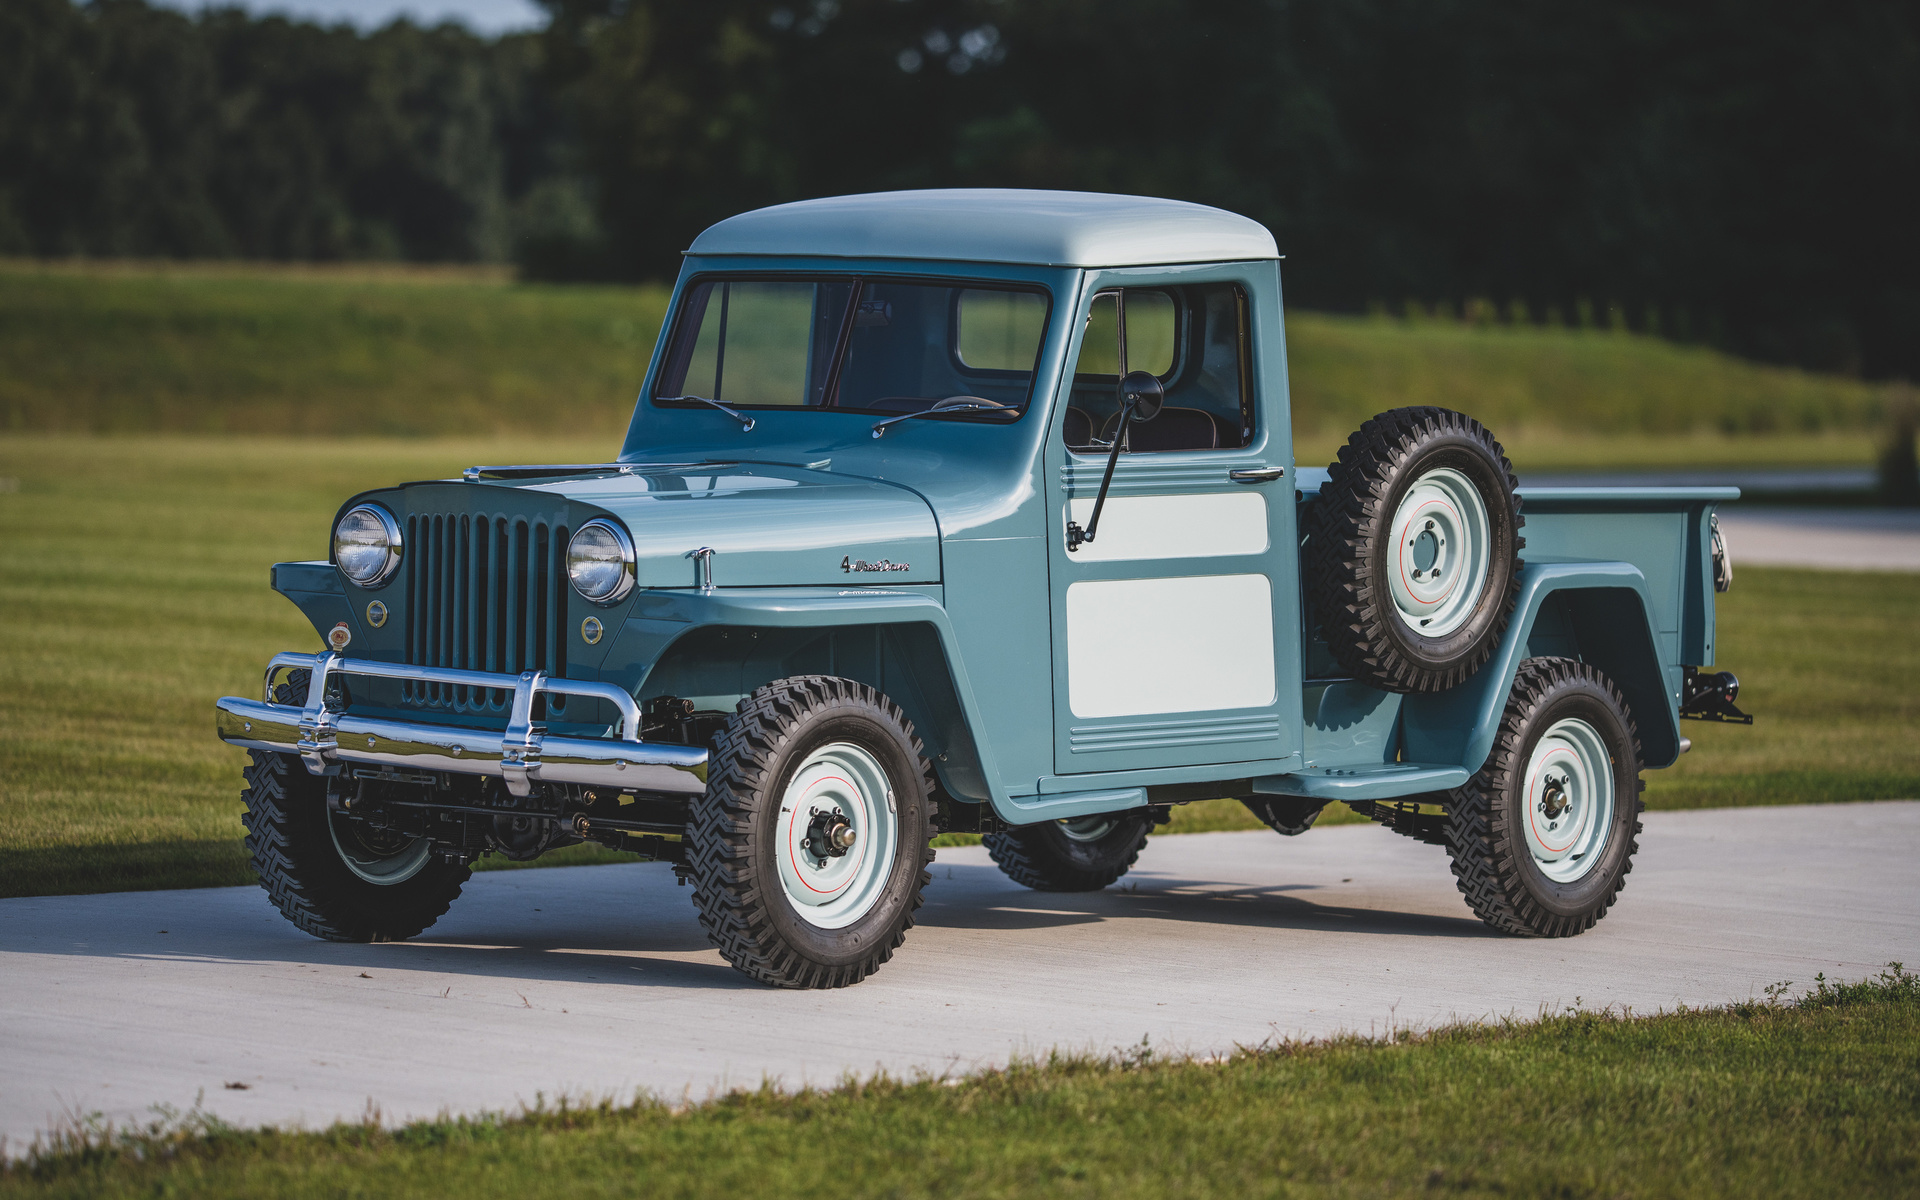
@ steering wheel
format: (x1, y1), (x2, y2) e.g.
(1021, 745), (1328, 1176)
(936, 395), (1005, 410)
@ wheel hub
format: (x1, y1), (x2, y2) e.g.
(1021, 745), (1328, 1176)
(1387, 467), (1492, 639)
(802, 806), (859, 858)
(774, 742), (899, 930)
(1520, 718), (1616, 883)
(1539, 773), (1570, 820)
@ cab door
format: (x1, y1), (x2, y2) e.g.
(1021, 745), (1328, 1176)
(1047, 272), (1303, 777)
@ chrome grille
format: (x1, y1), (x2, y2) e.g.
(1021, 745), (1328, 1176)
(403, 511), (569, 713)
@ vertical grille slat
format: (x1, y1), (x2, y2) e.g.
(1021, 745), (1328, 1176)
(404, 514), (421, 703)
(552, 525), (568, 686)
(511, 521), (528, 676)
(454, 514), (470, 705)
(397, 506), (575, 715)
(533, 524), (550, 673)
(430, 515), (447, 703)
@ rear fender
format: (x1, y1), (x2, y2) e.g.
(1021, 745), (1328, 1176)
(1401, 562), (1682, 774)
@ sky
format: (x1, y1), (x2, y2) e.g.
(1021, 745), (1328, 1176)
(150, 0), (546, 35)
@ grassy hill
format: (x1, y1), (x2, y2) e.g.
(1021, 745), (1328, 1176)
(0, 260), (1895, 469)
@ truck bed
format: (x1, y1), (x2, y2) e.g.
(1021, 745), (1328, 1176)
(1286, 469), (1738, 790)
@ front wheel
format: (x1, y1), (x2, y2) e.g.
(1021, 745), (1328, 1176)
(240, 750), (469, 942)
(1445, 658), (1644, 937)
(687, 677), (937, 989)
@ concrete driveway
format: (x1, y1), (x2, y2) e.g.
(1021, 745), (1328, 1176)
(3, 802), (1916, 1152)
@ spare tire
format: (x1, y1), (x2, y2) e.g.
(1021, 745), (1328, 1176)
(1309, 407), (1524, 693)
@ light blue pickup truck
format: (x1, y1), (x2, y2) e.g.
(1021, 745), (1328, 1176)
(217, 190), (1749, 988)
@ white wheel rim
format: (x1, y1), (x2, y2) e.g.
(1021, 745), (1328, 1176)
(329, 814), (432, 886)
(1387, 466), (1491, 638)
(1057, 815), (1117, 843)
(1521, 717), (1615, 883)
(775, 742), (899, 930)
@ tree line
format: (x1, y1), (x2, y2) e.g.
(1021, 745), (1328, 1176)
(5, 0), (1916, 379)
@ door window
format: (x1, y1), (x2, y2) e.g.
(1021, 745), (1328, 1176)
(1063, 284), (1252, 453)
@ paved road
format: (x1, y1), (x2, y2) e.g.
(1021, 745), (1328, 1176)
(1716, 506), (1920, 572)
(1525, 467), (1879, 493)
(4, 803), (1916, 1152)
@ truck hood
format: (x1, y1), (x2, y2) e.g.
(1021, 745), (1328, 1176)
(518, 462), (939, 588)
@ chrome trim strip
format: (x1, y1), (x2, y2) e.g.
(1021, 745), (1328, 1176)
(459, 462), (707, 482)
(223, 652), (705, 796)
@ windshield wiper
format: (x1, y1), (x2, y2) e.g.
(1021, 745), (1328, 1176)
(870, 399), (1011, 439)
(660, 394), (754, 432)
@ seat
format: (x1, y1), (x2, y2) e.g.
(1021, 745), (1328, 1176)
(1093, 406), (1221, 452)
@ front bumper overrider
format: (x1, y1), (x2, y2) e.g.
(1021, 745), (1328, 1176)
(215, 652), (708, 797)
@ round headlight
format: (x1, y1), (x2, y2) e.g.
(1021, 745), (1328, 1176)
(568, 519), (636, 605)
(333, 505), (402, 587)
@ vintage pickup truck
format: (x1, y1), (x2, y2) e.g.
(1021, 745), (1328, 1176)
(217, 190), (1749, 988)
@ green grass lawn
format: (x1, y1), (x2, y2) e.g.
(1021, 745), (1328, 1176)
(1, 259), (1897, 472)
(0, 434), (1914, 898)
(7, 967), (1916, 1198)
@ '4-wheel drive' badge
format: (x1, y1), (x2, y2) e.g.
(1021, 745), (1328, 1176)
(842, 555), (910, 574)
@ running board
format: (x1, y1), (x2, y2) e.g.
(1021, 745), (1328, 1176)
(1250, 763), (1469, 802)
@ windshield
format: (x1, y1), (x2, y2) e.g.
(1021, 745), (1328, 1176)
(652, 277), (1050, 420)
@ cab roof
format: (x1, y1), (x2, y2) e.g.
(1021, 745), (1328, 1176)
(685, 189), (1279, 268)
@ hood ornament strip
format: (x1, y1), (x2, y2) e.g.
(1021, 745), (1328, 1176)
(460, 462), (712, 482)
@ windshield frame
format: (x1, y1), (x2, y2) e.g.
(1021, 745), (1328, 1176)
(649, 271), (1055, 423)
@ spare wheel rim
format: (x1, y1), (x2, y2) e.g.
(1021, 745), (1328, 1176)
(775, 742), (899, 930)
(1521, 717), (1615, 884)
(1387, 466), (1491, 639)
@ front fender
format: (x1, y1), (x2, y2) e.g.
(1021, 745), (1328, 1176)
(596, 586), (1006, 809)
(1401, 562), (1683, 775)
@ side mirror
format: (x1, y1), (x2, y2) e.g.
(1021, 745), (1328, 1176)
(1118, 370), (1163, 424)
(1066, 371), (1167, 553)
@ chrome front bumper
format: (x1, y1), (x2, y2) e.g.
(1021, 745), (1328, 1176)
(215, 652), (708, 797)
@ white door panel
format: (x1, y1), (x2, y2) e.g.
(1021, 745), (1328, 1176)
(1066, 492), (1268, 563)
(1066, 574), (1276, 718)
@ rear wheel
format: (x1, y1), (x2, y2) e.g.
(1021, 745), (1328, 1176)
(985, 812), (1151, 892)
(1310, 407), (1524, 692)
(687, 677), (937, 988)
(1445, 658), (1644, 936)
(240, 750), (469, 942)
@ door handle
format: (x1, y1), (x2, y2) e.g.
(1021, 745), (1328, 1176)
(1229, 467), (1284, 484)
